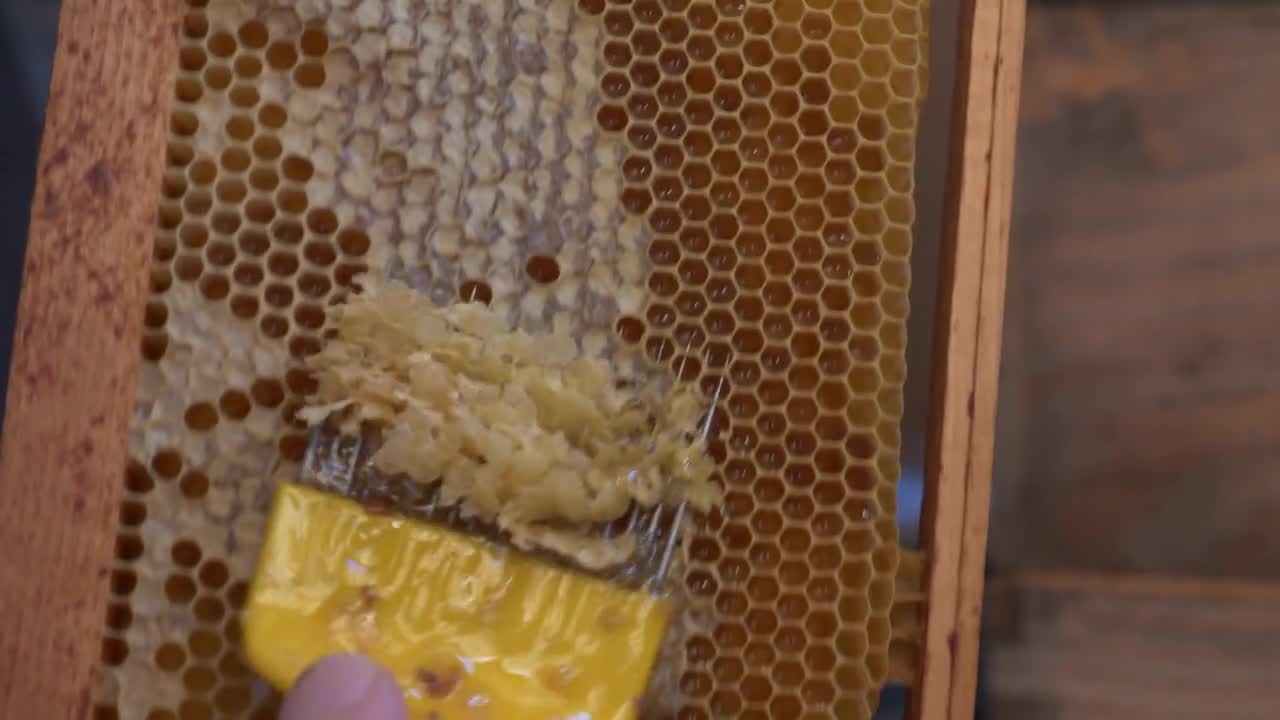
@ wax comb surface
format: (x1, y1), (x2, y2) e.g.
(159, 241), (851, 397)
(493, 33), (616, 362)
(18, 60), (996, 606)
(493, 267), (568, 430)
(99, 0), (927, 717)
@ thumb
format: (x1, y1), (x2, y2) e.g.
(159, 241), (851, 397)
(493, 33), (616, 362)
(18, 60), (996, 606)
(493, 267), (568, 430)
(280, 653), (409, 720)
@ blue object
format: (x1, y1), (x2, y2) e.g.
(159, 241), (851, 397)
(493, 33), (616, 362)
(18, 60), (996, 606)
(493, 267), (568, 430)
(0, 0), (61, 428)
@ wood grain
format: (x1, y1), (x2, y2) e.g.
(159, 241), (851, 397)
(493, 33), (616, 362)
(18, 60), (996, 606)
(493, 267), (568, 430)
(991, 4), (1280, 580)
(913, 0), (1023, 718)
(985, 573), (1280, 719)
(0, 1), (179, 717)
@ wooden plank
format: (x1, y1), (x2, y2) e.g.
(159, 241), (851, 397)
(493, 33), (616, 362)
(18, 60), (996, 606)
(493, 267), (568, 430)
(985, 573), (1280, 719)
(0, 1), (178, 717)
(914, 0), (1023, 718)
(990, 3), (1280, 580)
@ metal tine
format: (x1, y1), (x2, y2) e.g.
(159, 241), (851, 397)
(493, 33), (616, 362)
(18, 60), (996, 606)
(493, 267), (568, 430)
(340, 433), (364, 496)
(426, 482), (442, 514)
(302, 424), (365, 497)
(624, 504), (641, 534)
(645, 504), (665, 538)
(604, 502), (642, 541)
(633, 334), (696, 545)
(652, 369), (726, 588)
(302, 425), (326, 479)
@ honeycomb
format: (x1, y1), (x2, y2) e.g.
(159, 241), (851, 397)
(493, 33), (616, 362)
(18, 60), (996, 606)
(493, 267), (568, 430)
(97, 0), (927, 718)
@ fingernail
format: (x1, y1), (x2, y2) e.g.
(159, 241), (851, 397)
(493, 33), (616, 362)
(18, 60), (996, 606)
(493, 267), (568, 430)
(281, 654), (408, 720)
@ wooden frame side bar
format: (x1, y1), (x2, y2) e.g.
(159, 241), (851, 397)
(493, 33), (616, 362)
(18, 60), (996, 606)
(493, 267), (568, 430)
(915, 0), (1024, 718)
(0, 2), (180, 717)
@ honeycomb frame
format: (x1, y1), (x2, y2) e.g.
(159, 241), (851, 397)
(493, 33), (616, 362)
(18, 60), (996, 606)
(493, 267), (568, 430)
(91, 0), (930, 718)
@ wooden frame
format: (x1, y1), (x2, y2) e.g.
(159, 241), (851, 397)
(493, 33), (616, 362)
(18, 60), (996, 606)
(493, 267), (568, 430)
(0, 2), (183, 718)
(916, 0), (1024, 718)
(0, 0), (1022, 717)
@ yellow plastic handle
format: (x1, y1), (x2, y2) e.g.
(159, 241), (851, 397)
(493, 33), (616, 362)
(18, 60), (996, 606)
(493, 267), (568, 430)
(243, 482), (670, 719)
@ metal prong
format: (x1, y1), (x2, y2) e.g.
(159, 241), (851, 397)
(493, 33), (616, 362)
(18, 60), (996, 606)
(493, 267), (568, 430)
(302, 425), (366, 497)
(645, 505), (665, 537)
(623, 504), (641, 535)
(650, 373), (726, 588)
(653, 502), (687, 587)
(339, 434), (363, 496)
(699, 374), (726, 440)
(302, 425), (325, 478)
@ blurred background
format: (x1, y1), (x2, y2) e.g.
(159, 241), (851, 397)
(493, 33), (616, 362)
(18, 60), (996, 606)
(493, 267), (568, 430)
(3, 0), (1279, 718)
(984, 3), (1280, 717)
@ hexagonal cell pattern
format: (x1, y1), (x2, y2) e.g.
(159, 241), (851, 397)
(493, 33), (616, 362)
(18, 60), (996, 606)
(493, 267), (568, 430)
(102, 0), (926, 718)
(579, 0), (924, 715)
